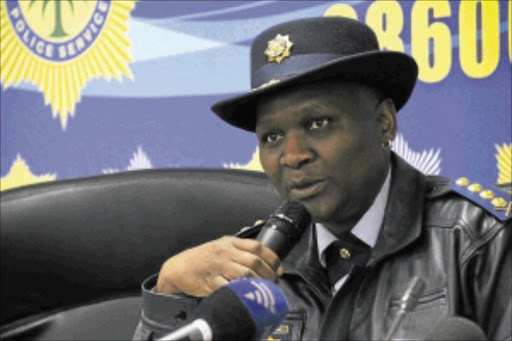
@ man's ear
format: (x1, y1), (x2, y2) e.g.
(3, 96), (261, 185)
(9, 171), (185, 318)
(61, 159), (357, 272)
(377, 99), (397, 142)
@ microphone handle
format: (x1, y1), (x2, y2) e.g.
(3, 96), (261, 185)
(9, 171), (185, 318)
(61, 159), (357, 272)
(384, 310), (406, 341)
(384, 276), (425, 341)
(256, 226), (293, 259)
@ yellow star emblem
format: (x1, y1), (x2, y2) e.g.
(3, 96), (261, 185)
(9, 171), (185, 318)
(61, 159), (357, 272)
(1, 155), (56, 191)
(265, 34), (293, 63)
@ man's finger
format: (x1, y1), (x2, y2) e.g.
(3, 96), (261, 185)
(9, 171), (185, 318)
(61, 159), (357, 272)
(230, 250), (278, 281)
(221, 262), (259, 281)
(232, 237), (282, 272)
(201, 275), (230, 296)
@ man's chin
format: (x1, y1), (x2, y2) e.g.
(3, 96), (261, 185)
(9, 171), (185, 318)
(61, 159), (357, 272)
(281, 193), (336, 223)
(299, 201), (334, 224)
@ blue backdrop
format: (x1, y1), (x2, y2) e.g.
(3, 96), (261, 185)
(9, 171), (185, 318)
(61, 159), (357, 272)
(1, 0), (511, 193)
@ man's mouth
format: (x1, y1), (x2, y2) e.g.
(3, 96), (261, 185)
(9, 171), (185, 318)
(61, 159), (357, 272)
(289, 179), (327, 200)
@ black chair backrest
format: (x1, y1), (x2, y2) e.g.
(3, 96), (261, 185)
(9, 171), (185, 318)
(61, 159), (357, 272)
(1, 169), (281, 339)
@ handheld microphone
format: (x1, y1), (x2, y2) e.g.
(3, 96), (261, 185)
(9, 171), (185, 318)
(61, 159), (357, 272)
(256, 200), (311, 259)
(426, 316), (487, 340)
(158, 278), (289, 341)
(384, 276), (426, 341)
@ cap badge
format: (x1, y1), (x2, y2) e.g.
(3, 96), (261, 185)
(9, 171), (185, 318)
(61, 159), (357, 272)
(265, 34), (293, 63)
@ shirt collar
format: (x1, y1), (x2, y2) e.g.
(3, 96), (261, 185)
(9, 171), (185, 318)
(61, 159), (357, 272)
(316, 166), (392, 267)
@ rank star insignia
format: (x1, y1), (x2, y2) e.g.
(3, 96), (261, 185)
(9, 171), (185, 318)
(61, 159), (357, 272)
(265, 34), (293, 63)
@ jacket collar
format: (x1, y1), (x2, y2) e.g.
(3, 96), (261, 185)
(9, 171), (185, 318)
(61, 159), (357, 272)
(283, 153), (426, 276)
(368, 153), (426, 265)
(283, 223), (331, 299)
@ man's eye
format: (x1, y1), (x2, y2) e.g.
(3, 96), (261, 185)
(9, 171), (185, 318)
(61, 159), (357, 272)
(307, 118), (330, 130)
(262, 132), (282, 144)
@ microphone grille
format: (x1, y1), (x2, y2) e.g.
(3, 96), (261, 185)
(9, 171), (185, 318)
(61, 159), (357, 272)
(270, 201), (311, 241)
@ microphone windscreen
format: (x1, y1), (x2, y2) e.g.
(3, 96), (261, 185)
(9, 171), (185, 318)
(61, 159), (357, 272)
(193, 278), (289, 340)
(268, 200), (311, 245)
(192, 286), (256, 340)
(426, 316), (487, 340)
(225, 278), (289, 340)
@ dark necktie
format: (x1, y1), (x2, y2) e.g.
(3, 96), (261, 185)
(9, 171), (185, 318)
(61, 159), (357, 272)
(324, 233), (371, 289)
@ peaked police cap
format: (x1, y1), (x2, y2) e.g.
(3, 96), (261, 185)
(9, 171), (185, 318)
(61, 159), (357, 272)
(211, 17), (418, 132)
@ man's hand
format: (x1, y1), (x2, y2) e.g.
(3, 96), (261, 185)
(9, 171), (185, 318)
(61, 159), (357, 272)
(156, 236), (284, 296)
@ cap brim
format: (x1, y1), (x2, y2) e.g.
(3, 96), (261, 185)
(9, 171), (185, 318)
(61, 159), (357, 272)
(211, 51), (418, 132)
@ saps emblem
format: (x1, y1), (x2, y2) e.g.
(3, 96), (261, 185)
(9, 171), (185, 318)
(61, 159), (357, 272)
(0, 0), (135, 128)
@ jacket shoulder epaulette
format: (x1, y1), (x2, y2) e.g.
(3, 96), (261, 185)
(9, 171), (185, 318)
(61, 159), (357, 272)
(425, 175), (452, 198)
(427, 175), (512, 222)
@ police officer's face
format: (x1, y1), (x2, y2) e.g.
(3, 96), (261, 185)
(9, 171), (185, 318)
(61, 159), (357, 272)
(256, 81), (394, 233)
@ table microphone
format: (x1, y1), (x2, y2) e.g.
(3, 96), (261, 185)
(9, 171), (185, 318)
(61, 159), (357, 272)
(384, 276), (426, 340)
(158, 278), (289, 341)
(426, 316), (487, 340)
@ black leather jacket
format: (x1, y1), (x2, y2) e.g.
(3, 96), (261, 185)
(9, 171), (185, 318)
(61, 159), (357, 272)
(134, 155), (511, 340)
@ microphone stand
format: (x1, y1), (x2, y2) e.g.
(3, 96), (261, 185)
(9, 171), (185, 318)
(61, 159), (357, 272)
(384, 276), (425, 341)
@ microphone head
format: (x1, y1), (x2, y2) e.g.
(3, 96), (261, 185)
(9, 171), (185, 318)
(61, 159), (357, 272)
(400, 276), (425, 311)
(268, 200), (312, 245)
(193, 278), (289, 340)
(426, 317), (487, 340)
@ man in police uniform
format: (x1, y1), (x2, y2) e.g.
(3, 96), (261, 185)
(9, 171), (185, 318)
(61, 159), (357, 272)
(134, 17), (511, 340)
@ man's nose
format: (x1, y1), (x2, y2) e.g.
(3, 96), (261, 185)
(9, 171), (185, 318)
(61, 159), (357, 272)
(280, 132), (314, 168)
